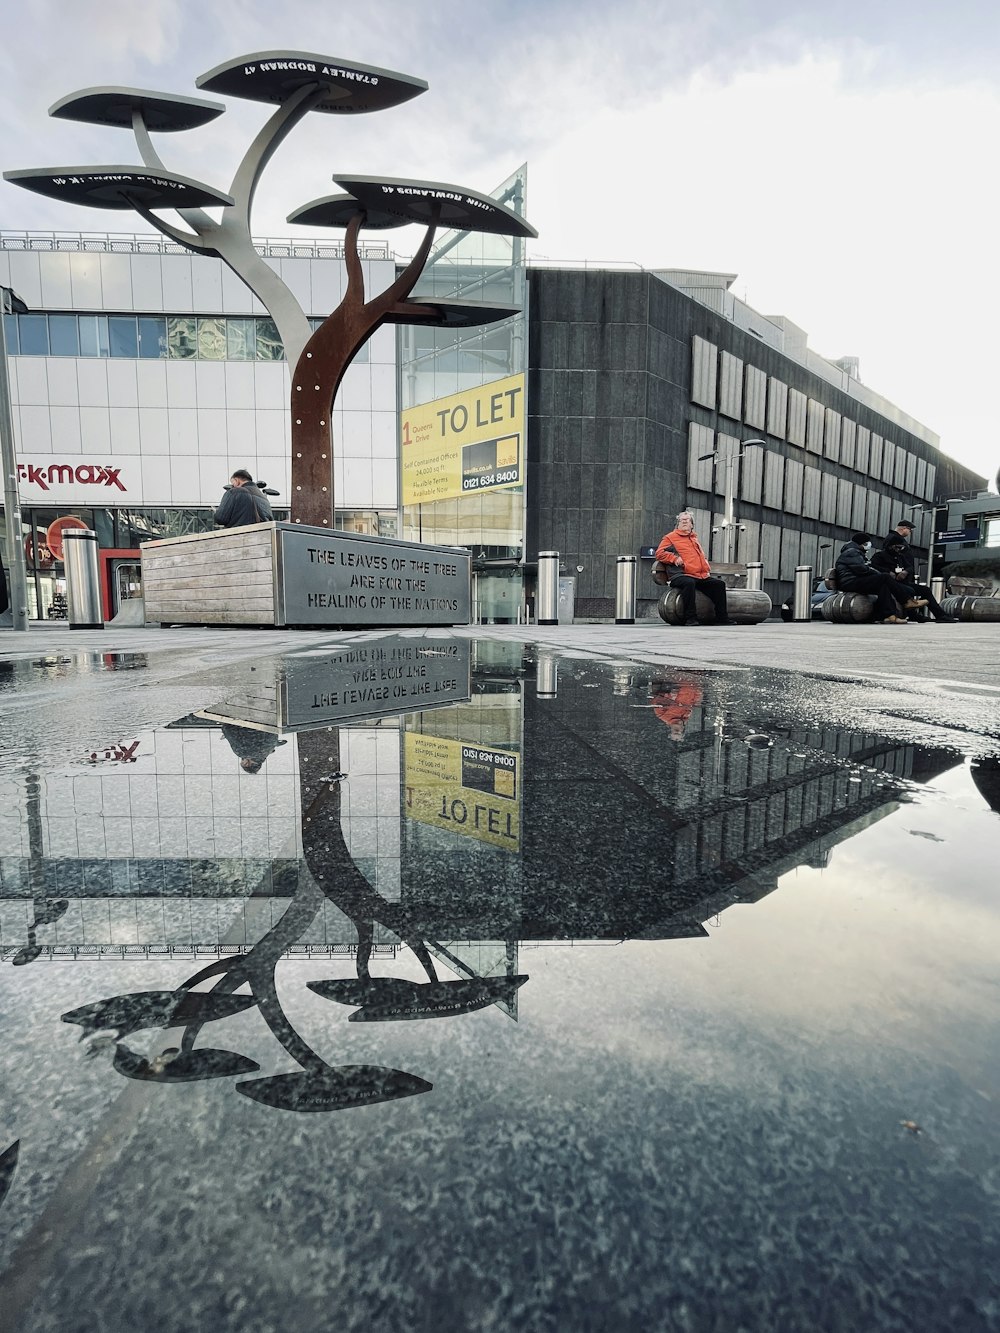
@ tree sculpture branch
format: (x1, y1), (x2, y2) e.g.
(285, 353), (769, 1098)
(287, 207), (442, 527)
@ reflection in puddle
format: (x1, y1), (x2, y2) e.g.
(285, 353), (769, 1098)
(2, 637), (985, 1110)
(2, 636), (1000, 1326)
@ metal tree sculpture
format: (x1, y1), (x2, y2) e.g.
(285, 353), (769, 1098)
(58, 717), (526, 1115)
(4, 51), (536, 527)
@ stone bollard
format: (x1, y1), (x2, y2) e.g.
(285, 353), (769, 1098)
(941, 595), (1000, 622)
(820, 591), (876, 623)
(656, 586), (771, 625)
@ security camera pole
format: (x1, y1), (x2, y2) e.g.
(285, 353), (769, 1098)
(0, 285), (29, 631)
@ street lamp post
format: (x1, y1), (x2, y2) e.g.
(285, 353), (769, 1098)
(1, 285), (29, 632)
(697, 438), (766, 565)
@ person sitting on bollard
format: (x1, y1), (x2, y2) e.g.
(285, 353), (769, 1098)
(880, 520), (957, 622)
(835, 533), (921, 624)
(214, 469), (273, 528)
(870, 536), (930, 622)
(655, 511), (732, 626)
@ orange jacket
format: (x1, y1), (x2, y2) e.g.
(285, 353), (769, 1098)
(655, 527), (712, 580)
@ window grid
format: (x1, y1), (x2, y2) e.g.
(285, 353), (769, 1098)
(4, 311), (357, 363)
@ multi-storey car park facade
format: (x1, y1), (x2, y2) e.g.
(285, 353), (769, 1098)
(525, 266), (986, 617)
(0, 214), (987, 623)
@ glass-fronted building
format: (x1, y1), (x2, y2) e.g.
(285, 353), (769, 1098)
(0, 232), (399, 619)
(397, 166), (528, 624)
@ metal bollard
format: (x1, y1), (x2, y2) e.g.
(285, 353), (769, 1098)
(536, 651), (558, 699)
(63, 529), (103, 630)
(930, 577), (945, 604)
(745, 561), (763, 592)
(792, 565), (813, 622)
(537, 551), (559, 625)
(615, 555), (637, 624)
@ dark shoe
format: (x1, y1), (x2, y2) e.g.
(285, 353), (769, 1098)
(934, 615), (959, 623)
(714, 619), (735, 626)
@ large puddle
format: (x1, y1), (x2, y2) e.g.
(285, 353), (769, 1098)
(2, 636), (999, 1331)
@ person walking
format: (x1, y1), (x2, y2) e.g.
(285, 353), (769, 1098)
(655, 511), (732, 625)
(214, 469), (273, 528)
(881, 519), (957, 622)
(835, 532), (915, 624)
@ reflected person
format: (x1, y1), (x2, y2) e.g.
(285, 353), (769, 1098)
(651, 680), (703, 742)
(220, 721), (282, 773)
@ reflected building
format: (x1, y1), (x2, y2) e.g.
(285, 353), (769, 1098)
(0, 646), (963, 970)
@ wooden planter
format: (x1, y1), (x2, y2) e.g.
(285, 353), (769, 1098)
(141, 523), (472, 628)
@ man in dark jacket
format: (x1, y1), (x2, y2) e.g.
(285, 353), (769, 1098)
(214, 469), (273, 528)
(835, 533), (913, 623)
(881, 520), (956, 622)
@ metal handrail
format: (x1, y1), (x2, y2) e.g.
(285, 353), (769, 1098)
(0, 230), (391, 260)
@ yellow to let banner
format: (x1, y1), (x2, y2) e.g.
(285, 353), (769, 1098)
(400, 373), (525, 506)
(403, 732), (520, 852)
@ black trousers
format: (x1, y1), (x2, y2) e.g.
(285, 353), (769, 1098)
(839, 572), (907, 620)
(909, 581), (949, 619)
(671, 574), (729, 623)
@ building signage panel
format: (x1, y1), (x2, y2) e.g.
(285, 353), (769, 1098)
(17, 457), (132, 502)
(277, 525), (471, 626)
(400, 373), (524, 506)
(281, 639), (471, 728)
(403, 732), (520, 852)
(936, 526), (981, 544)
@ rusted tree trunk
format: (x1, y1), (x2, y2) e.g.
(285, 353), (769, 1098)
(289, 208), (440, 527)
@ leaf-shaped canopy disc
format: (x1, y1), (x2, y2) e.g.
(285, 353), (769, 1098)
(383, 299), (523, 329)
(333, 177), (537, 238)
(197, 52), (427, 115)
(3, 166), (234, 211)
(287, 193), (407, 230)
(49, 87), (226, 132)
(0, 1141), (19, 1209)
(62, 988), (257, 1038)
(113, 1045), (260, 1083)
(235, 1066), (432, 1112)
(347, 975), (529, 1022)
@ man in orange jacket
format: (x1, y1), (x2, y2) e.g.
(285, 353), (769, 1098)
(655, 511), (732, 625)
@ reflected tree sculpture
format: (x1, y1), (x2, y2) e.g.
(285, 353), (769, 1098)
(61, 722), (526, 1114)
(4, 53), (536, 527)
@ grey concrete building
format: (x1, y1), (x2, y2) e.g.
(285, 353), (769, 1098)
(526, 267), (986, 616)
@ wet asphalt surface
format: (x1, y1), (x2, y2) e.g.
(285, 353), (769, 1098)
(1, 620), (999, 1332)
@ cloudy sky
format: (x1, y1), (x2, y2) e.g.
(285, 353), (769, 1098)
(2, 0), (999, 484)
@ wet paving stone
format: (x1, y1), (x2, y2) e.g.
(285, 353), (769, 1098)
(1, 636), (999, 1331)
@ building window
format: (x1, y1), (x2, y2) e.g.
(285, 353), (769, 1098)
(5, 311), (317, 362)
(255, 318), (283, 360)
(48, 314), (79, 356)
(17, 314), (49, 355)
(109, 316), (139, 358)
(138, 317), (167, 358)
(79, 315), (110, 358)
(167, 316), (198, 359)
